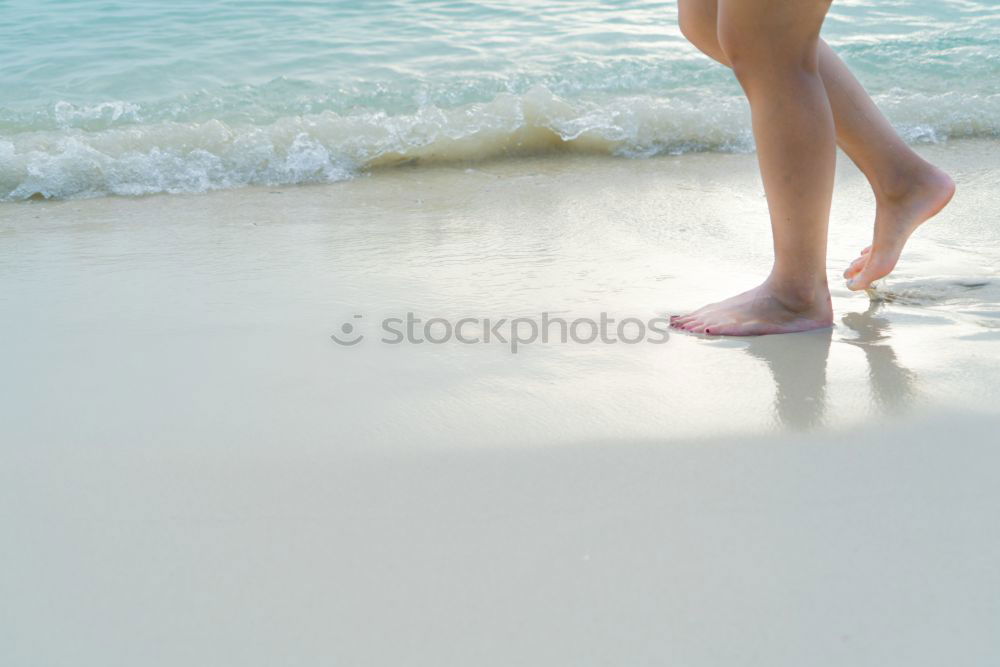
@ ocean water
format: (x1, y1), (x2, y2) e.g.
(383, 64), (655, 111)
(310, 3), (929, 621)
(0, 0), (997, 200)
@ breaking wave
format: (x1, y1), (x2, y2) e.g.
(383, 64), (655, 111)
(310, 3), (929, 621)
(2, 84), (998, 201)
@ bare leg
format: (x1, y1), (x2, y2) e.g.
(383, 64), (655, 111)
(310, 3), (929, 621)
(677, 0), (955, 291)
(672, 0), (835, 336)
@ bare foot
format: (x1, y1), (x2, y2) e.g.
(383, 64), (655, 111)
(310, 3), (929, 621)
(670, 279), (833, 336)
(844, 163), (955, 290)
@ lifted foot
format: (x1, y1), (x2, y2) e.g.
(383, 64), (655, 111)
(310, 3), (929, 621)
(844, 163), (955, 290)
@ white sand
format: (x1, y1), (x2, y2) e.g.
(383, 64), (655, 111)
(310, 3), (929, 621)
(2, 140), (1000, 664)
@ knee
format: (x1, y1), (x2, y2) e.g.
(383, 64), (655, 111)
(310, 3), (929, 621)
(678, 1), (721, 55)
(717, 22), (761, 77)
(718, 24), (819, 86)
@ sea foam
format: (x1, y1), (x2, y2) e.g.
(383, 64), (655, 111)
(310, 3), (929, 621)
(3, 85), (997, 201)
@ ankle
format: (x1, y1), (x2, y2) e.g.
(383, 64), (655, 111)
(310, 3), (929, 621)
(872, 157), (938, 205)
(763, 273), (829, 311)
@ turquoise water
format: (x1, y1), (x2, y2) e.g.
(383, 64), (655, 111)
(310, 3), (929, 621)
(1, 0), (997, 200)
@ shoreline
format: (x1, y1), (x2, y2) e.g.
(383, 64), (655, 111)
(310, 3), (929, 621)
(4, 135), (999, 207)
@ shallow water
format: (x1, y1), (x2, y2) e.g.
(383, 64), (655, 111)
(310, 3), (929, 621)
(1, 0), (998, 199)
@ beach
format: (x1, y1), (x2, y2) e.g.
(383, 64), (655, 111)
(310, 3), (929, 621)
(4, 0), (1000, 659)
(4, 138), (1000, 664)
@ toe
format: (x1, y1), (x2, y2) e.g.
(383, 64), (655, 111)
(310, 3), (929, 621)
(846, 273), (869, 291)
(671, 314), (694, 328)
(691, 318), (722, 335)
(847, 253), (897, 291)
(843, 255), (867, 279)
(707, 323), (746, 336)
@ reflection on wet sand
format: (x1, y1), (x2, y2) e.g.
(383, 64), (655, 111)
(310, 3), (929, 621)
(841, 302), (919, 416)
(741, 301), (919, 429)
(744, 328), (832, 430)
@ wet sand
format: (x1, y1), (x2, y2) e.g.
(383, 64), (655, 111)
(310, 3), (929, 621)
(3, 139), (1000, 664)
